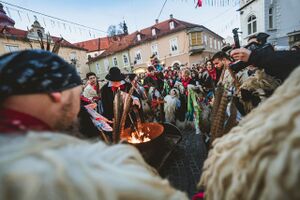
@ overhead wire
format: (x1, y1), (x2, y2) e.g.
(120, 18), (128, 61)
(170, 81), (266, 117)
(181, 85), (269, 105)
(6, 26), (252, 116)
(0, 0), (108, 34)
(157, 0), (168, 20)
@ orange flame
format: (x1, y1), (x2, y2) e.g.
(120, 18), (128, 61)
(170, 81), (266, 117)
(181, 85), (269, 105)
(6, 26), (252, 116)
(128, 131), (151, 144)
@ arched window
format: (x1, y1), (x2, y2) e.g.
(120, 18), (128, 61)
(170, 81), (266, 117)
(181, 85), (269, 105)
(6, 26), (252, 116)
(247, 15), (257, 35)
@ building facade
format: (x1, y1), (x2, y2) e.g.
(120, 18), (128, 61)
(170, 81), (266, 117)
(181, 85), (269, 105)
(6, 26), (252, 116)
(0, 4), (88, 78)
(129, 15), (223, 71)
(88, 15), (223, 79)
(238, 0), (300, 48)
(88, 49), (131, 80)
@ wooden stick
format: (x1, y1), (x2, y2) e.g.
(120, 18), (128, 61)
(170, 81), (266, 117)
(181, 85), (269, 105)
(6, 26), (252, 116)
(119, 87), (135, 141)
(113, 90), (122, 144)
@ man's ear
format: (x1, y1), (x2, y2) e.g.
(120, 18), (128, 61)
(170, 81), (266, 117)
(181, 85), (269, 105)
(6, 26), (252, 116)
(48, 92), (62, 103)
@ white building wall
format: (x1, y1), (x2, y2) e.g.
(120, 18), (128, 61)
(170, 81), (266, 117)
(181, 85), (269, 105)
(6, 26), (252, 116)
(266, 0), (300, 47)
(240, 0), (300, 48)
(240, 0), (265, 45)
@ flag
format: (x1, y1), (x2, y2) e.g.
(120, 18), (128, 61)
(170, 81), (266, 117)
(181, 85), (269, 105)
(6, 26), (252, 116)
(17, 10), (22, 21)
(196, 0), (202, 7)
(27, 13), (31, 23)
(43, 18), (47, 27)
(5, 6), (11, 17)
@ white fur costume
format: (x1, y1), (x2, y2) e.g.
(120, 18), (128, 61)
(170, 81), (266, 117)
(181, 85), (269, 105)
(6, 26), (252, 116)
(199, 66), (300, 200)
(0, 132), (188, 200)
(164, 88), (180, 123)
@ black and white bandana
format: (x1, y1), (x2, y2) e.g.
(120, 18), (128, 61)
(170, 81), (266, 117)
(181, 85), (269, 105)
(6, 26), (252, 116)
(0, 50), (82, 100)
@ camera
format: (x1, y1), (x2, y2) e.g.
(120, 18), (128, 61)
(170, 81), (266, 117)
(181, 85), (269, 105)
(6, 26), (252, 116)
(229, 30), (274, 73)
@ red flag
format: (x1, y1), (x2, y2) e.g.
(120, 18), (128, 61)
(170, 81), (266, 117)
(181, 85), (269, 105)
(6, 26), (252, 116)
(196, 0), (203, 8)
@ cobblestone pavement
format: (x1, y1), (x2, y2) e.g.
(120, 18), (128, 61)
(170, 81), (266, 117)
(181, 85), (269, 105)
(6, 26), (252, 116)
(159, 129), (208, 199)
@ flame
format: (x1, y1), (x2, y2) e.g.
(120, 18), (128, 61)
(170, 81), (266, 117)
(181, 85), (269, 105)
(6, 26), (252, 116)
(128, 131), (151, 144)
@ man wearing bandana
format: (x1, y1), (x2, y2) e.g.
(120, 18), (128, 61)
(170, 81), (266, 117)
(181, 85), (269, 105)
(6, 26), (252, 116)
(0, 50), (188, 200)
(0, 50), (82, 133)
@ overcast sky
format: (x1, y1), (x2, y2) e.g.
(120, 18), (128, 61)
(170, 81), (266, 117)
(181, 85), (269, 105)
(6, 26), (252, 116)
(5, 0), (240, 43)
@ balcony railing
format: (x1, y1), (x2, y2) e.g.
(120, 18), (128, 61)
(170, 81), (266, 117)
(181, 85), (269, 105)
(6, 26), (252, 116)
(189, 44), (205, 55)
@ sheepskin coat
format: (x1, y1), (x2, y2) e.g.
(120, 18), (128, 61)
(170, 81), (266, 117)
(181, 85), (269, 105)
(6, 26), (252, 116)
(0, 132), (188, 200)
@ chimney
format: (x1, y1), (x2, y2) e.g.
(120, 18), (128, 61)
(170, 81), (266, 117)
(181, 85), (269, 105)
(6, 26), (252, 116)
(170, 14), (173, 19)
(155, 19), (159, 24)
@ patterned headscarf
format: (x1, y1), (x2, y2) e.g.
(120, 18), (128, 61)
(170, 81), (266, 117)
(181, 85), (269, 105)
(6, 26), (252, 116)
(0, 50), (82, 100)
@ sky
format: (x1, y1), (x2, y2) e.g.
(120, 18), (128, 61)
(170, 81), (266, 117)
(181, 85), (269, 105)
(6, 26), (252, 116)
(4, 0), (240, 43)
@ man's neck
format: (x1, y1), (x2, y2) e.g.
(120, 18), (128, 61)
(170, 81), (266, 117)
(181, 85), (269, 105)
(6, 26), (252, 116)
(0, 108), (52, 133)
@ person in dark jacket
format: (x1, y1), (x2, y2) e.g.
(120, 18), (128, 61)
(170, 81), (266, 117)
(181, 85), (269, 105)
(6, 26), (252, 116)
(100, 67), (140, 121)
(230, 48), (300, 82)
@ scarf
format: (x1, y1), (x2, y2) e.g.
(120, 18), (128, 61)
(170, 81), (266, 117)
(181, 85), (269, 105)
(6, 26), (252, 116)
(147, 73), (158, 81)
(208, 68), (217, 80)
(0, 108), (51, 133)
(187, 88), (202, 125)
(181, 77), (191, 89)
(111, 84), (125, 92)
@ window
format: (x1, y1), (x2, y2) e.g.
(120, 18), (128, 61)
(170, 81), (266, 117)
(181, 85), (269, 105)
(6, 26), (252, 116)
(169, 38), (179, 54)
(137, 34), (141, 41)
(123, 54), (129, 66)
(203, 34), (208, 46)
(247, 15), (257, 35)
(135, 50), (142, 64)
(152, 28), (156, 36)
(112, 57), (118, 67)
(169, 21), (175, 30)
(4, 45), (19, 52)
(218, 41), (221, 50)
(70, 52), (77, 60)
(190, 32), (202, 46)
(269, 7), (274, 29)
(214, 39), (217, 49)
(95, 63), (101, 75)
(104, 59), (109, 72)
(209, 37), (213, 48)
(151, 43), (159, 58)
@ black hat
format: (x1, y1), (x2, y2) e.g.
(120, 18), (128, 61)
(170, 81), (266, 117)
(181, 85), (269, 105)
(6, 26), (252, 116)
(0, 49), (82, 100)
(256, 32), (270, 44)
(105, 67), (125, 81)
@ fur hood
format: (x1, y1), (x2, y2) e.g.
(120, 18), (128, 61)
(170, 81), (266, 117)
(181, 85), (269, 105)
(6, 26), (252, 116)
(0, 132), (188, 200)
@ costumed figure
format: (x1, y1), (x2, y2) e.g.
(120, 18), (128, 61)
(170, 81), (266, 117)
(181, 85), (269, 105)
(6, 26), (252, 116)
(150, 54), (163, 72)
(237, 69), (281, 115)
(143, 66), (163, 122)
(164, 88), (181, 124)
(82, 72), (100, 103)
(198, 65), (300, 200)
(100, 67), (140, 121)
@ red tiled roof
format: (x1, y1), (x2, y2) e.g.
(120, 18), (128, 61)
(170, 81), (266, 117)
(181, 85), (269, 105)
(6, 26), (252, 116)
(87, 34), (135, 63)
(51, 36), (86, 50)
(74, 37), (110, 52)
(0, 25), (86, 51)
(74, 35), (128, 52)
(0, 25), (27, 39)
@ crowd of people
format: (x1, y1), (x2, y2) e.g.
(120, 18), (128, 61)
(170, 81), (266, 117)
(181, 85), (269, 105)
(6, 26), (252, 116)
(0, 32), (300, 200)
(80, 32), (300, 141)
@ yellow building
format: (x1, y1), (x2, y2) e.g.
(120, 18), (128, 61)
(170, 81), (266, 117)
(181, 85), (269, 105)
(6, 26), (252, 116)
(87, 34), (134, 79)
(129, 15), (224, 70)
(0, 4), (88, 79)
(88, 14), (224, 79)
